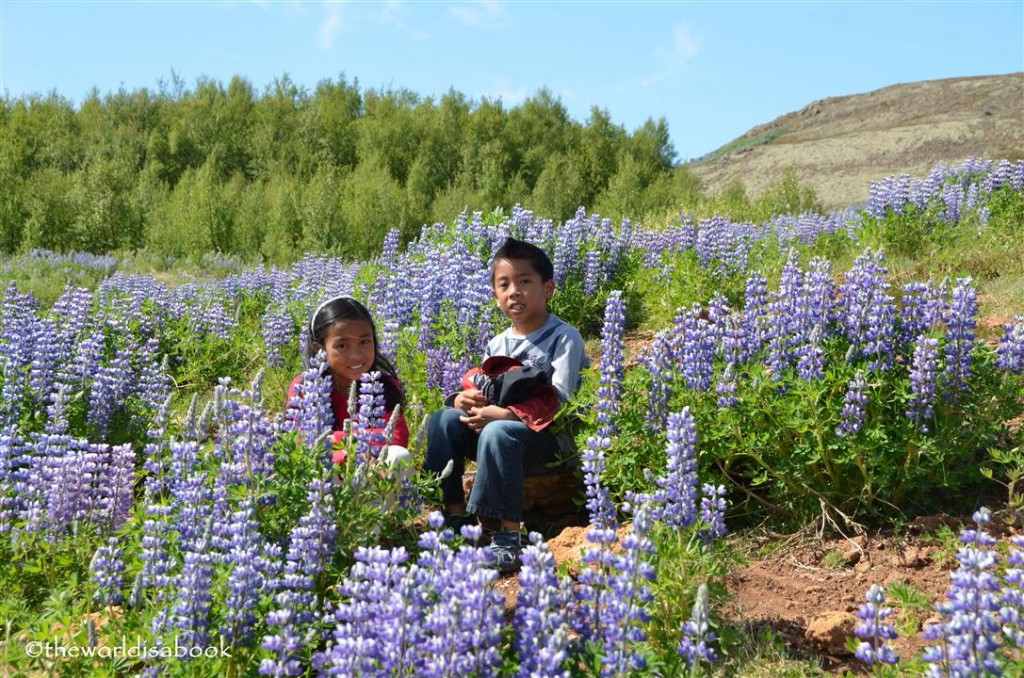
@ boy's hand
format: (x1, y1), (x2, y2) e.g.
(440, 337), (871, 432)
(454, 389), (488, 413)
(460, 405), (519, 433)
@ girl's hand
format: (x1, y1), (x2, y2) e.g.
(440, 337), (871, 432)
(454, 389), (488, 413)
(460, 405), (519, 433)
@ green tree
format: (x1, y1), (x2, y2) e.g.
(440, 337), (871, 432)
(506, 88), (571, 191)
(356, 88), (422, 184)
(340, 153), (407, 254)
(531, 151), (588, 220)
(22, 167), (77, 251)
(297, 75), (362, 174)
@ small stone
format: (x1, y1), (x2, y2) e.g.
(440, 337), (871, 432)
(843, 547), (862, 565)
(805, 611), (857, 655)
(901, 546), (932, 568)
(854, 560), (872, 574)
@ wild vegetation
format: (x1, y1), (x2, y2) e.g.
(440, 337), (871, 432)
(0, 87), (1022, 674)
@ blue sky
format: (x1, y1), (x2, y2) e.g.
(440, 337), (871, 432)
(2, 1), (1021, 160)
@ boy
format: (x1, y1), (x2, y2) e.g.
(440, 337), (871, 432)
(424, 237), (590, 572)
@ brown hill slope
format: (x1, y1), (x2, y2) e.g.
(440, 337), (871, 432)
(687, 73), (1024, 211)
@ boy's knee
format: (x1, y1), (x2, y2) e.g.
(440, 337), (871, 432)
(478, 420), (523, 446)
(431, 407), (465, 431)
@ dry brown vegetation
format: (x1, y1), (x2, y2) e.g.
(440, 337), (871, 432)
(689, 73), (1024, 210)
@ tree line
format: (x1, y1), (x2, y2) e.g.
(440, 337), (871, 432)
(0, 73), (718, 262)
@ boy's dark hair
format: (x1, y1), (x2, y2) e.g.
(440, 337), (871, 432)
(491, 237), (554, 283)
(307, 296), (405, 412)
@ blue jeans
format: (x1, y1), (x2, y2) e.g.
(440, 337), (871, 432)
(424, 408), (561, 522)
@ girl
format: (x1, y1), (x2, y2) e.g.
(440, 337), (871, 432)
(287, 295), (410, 467)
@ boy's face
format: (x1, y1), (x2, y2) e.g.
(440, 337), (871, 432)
(492, 258), (554, 332)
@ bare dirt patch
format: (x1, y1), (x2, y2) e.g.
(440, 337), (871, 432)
(493, 509), (1023, 676)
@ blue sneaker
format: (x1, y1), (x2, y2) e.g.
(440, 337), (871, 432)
(442, 510), (477, 532)
(487, 527), (522, 573)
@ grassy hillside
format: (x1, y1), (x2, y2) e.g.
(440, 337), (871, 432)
(689, 73), (1024, 210)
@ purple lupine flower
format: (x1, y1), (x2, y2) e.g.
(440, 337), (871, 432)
(796, 325), (826, 381)
(637, 329), (675, 429)
(260, 598), (306, 677)
(595, 503), (657, 676)
(742, 271), (769, 361)
(647, 408), (699, 529)
(675, 304), (715, 392)
(171, 524), (216, 653)
(69, 326), (105, 390)
(223, 371), (278, 486)
(88, 339), (136, 439)
(140, 504), (174, 591)
(853, 584), (900, 668)
(568, 524), (617, 650)
(424, 346), (451, 392)
(352, 371), (387, 472)
(1001, 535), (1024, 649)
(0, 425), (28, 534)
(379, 321), (401, 374)
(837, 370), (869, 438)
(900, 282), (942, 344)
(91, 536), (126, 605)
(679, 583), (718, 668)
(923, 507), (1003, 677)
(840, 249), (896, 371)
(943, 277), (977, 398)
(135, 338), (172, 416)
(316, 545), (422, 675)
(421, 539), (503, 676)
(764, 253), (804, 380)
(706, 292), (731, 348)
(515, 533), (571, 678)
(262, 302), (294, 368)
(583, 248), (603, 297)
(942, 183), (964, 224)
(802, 257), (836, 337)
(43, 380), (72, 436)
(906, 335), (940, 433)
(716, 313), (744, 401)
(50, 284), (94, 346)
(284, 350), (333, 458)
(996, 316), (1024, 375)
(262, 478), (337, 674)
(171, 469), (213, 555)
(596, 291), (626, 438)
(29, 317), (58, 407)
(698, 483), (728, 543)
(715, 362), (739, 408)
(283, 478), (337, 611)
(102, 443), (136, 531)
(580, 433), (617, 532)
(221, 502), (269, 646)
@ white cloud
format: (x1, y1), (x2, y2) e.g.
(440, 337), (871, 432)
(448, 1), (507, 29)
(670, 25), (700, 65)
(482, 77), (528, 105)
(380, 1), (430, 41)
(641, 24), (701, 88)
(319, 1), (346, 51)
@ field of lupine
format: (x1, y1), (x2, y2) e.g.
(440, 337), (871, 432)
(0, 158), (1023, 676)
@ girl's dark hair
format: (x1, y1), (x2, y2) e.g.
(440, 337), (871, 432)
(307, 296), (405, 412)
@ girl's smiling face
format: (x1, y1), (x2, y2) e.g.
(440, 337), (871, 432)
(318, 319), (375, 391)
